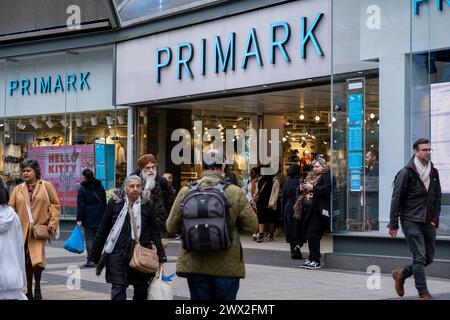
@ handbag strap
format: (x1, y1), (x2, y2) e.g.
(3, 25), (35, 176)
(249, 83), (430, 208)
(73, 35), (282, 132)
(21, 183), (34, 224)
(128, 205), (139, 243)
(83, 185), (103, 204)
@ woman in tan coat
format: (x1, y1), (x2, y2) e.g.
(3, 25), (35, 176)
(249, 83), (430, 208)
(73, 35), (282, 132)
(9, 159), (61, 300)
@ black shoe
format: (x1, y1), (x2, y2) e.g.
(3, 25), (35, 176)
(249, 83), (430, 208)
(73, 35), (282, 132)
(34, 287), (42, 300)
(26, 292), (34, 301)
(82, 261), (96, 268)
(291, 245), (303, 259)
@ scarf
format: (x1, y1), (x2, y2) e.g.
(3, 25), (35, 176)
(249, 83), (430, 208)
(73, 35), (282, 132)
(293, 170), (324, 220)
(414, 156), (431, 191)
(103, 195), (142, 254)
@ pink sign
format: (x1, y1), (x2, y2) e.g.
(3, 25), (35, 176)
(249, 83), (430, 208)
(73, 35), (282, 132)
(28, 145), (95, 208)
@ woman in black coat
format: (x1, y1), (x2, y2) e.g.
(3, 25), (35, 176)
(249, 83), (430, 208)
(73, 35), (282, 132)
(299, 158), (331, 269)
(282, 164), (302, 259)
(91, 175), (167, 300)
(76, 168), (107, 267)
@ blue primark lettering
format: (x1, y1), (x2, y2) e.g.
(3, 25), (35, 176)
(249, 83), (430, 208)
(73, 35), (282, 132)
(9, 80), (18, 96)
(301, 13), (324, 59)
(21, 79), (31, 95)
(214, 33), (236, 74)
(177, 43), (194, 80)
(201, 39), (206, 76)
(156, 47), (172, 83)
(80, 72), (90, 90)
(7, 73), (90, 96)
(414, 0), (450, 15)
(40, 76), (51, 94)
(154, 14), (325, 83)
(270, 22), (291, 64)
(54, 75), (64, 93)
(241, 28), (263, 69)
(67, 73), (77, 91)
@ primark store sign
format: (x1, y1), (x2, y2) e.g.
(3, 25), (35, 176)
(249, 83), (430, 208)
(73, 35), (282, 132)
(8, 72), (91, 96)
(116, 0), (330, 104)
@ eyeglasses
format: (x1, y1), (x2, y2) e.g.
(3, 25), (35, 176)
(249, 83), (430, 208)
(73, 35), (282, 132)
(419, 148), (433, 153)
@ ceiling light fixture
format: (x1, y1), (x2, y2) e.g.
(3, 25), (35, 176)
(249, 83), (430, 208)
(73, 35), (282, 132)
(299, 114), (305, 120)
(117, 115), (125, 125)
(60, 119), (69, 128)
(17, 121), (26, 130)
(370, 113), (375, 119)
(76, 118), (83, 127)
(106, 116), (114, 125)
(30, 118), (39, 129)
(46, 117), (55, 129)
(91, 116), (98, 126)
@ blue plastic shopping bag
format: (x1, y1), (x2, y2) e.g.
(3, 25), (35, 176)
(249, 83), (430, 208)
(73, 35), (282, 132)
(63, 226), (85, 254)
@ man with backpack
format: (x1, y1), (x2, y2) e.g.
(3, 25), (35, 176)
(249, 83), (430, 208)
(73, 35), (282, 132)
(166, 149), (258, 300)
(389, 139), (441, 300)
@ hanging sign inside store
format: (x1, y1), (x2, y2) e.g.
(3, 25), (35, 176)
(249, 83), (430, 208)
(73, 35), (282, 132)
(28, 145), (95, 208)
(8, 72), (91, 96)
(414, 0), (450, 15)
(155, 14), (324, 83)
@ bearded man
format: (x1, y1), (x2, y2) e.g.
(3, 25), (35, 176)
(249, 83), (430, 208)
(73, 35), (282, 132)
(134, 154), (175, 247)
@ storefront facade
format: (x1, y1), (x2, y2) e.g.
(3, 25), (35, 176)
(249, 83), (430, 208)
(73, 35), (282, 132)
(0, 45), (130, 218)
(1, 0), (449, 275)
(114, 0), (450, 275)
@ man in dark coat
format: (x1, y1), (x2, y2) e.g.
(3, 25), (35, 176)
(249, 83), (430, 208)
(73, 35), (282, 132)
(76, 168), (107, 267)
(134, 154), (175, 245)
(282, 164), (302, 259)
(389, 139), (441, 300)
(91, 175), (167, 300)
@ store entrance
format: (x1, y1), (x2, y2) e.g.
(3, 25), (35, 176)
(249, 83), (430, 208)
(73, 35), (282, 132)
(136, 74), (380, 232)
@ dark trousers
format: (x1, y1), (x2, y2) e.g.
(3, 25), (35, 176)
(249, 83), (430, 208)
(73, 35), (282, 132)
(308, 239), (321, 262)
(187, 274), (240, 300)
(401, 221), (436, 295)
(111, 283), (149, 300)
(84, 227), (97, 263)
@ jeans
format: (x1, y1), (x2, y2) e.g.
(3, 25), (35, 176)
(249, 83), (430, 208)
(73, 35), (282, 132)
(84, 227), (97, 263)
(308, 239), (321, 262)
(111, 283), (149, 300)
(187, 274), (240, 300)
(401, 220), (436, 295)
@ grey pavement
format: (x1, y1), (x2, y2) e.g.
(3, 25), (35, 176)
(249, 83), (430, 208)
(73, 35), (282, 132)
(32, 236), (450, 300)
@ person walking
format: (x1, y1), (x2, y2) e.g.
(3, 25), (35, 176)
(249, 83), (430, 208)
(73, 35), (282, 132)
(8, 159), (61, 300)
(166, 149), (258, 300)
(282, 164), (302, 259)
(299, 158), (331, 270)
(76, 168), (107, 267)
(389, 138), (441, 300)
(0, 179), (27, 300)
(254, 171), (280, 242)
(91, 175), (167, 300)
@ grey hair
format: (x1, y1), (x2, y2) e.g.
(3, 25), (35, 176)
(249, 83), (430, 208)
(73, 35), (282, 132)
(312, 157), (327, 168)
(123, 175), (141, 189)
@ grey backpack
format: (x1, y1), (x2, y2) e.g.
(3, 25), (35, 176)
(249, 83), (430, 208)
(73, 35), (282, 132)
(180, 180), (232, 251)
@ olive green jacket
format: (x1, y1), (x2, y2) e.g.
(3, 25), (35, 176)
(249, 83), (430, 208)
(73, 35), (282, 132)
(166, 172), (258, 278)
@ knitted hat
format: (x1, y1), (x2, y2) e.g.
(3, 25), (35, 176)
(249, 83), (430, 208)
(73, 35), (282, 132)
(137, 154), (157, 169)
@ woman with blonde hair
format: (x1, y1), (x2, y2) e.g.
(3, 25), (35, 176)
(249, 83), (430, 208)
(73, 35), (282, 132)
(9, 159), (61, 300)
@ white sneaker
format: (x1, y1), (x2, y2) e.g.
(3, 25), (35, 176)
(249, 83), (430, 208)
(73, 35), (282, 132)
(305, 261), (322, 270)
(252, 233), (257, 241)
(299, 259), (311, 268)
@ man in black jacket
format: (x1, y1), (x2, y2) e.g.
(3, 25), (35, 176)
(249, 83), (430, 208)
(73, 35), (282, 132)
(389, 138), (441, 300)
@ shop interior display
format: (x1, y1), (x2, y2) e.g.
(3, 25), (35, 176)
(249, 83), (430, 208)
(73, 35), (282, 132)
(0, 110), (129, 193)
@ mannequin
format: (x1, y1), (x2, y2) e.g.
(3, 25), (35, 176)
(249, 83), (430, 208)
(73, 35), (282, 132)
(299, 150), (312, 179)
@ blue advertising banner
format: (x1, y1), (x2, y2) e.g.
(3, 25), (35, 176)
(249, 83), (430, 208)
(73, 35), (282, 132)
(348, 152), (363, 170)
(348, 125), (363, 151)
(350, 170), (361, 192)
(348, 94), (363, 124)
